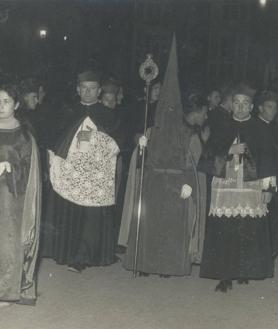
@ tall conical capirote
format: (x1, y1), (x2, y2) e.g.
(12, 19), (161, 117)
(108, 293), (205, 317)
(146, 34), (185, 169)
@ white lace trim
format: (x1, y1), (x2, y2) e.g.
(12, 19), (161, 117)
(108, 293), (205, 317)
(209, 204), (268, 218)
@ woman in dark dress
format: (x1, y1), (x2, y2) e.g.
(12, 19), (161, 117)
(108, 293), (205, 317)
(0, 84), (41, 307)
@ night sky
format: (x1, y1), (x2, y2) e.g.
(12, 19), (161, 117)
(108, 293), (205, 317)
(0, 0), (278, 97)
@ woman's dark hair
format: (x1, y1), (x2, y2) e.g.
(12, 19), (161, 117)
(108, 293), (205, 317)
(0, 83), (31, 139)
(0, 83), (19, 103)
(184, 93), (207, 113)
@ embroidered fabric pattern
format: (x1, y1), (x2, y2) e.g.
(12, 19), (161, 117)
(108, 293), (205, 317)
(210, 204), (268, 218)
(50, 130), (119, 207)
(209, 176), (268, 219)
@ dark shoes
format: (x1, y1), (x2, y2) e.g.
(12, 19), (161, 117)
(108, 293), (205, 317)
(116, 245), (126, 254)
(237, 279), (249, 285)
(138, 271), (150, 277)
(67, 264), (85, 273)
(215, 280), (233, 292)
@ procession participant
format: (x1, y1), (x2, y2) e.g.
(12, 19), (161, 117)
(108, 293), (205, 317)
(43, 70), (122, 272)
(199, 84), (277, 292)
(16, 78), (39, 137)
(119, 38), (207, 277)
(131, 78), (162, 145)
(100, 77), (130, 247)
(100, 78), (119, 110)
(255, 90), (278, 258)
(202, 85), (233, 212)
(207, 85), (233, 133)
(0, 83), (41, 306)
(207, 87), (221, 112)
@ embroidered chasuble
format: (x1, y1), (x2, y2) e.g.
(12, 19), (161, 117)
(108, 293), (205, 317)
(50, 116), (119, 206)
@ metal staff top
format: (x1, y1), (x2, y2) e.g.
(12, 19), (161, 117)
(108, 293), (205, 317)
(139, 54), (159, 85)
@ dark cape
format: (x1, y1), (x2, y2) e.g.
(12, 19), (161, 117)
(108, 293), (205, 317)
(199, 116), (277, 280)
(198, 116), (277, 180)
(207, 105), (231, 134)
(41, 102), (122, 268)
(260, 118), (278, 259)
(0, 127), (41, 304)
(121, 36), (206, 276)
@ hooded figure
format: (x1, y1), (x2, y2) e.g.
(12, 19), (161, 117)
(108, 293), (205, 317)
(119, 36), (207, 276)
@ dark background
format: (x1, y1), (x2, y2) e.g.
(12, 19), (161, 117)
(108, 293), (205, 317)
(0, 0), (278, 98)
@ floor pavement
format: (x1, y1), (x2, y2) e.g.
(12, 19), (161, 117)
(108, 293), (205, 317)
(1, 259), (278, 329)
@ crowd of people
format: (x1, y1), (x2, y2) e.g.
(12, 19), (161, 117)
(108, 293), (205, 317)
(1, 45), (278, 307)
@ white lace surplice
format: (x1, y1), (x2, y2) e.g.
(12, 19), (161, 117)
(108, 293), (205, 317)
(209, 141), (275, 218)
(50, 117), (120, 207)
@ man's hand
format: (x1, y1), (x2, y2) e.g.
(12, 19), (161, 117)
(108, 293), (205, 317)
(229, 143), (246, 155)
(77, 130), (92, 142)
(201, 126), (210, 143)
(48, 150), (55, 166)
(0, 161), (11, 176)
(139, 135), (148, 149)
(262, 191), (272, 204)
(180, 184), (192, 199)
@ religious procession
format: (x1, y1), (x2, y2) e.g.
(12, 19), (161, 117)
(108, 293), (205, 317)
(1, 1), (278, 314)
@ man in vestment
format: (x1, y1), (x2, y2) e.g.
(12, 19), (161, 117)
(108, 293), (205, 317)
(199, 84), (277, 292)
(255, 90), (278, 258)
(42, 70), (122, 272)
(119, 37), (207, 277)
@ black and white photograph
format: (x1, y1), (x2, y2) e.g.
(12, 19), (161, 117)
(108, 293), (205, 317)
(1, 0), (278, 328)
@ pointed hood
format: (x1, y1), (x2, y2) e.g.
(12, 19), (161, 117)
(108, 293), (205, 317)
(146, 34), (186, 169)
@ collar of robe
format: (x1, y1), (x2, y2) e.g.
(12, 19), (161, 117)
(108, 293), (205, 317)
(258, 115), (270, 124)
(232, 114), (251, 122)
(80, 100), (99, 106)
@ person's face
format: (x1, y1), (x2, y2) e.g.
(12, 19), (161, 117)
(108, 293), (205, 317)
(208, 91), (221, 109)
(24, 92), (39, 110)
(117, 87), (124, 105)
(77, 81), (101, 104)
(194, 106), (208, 126)
(102, 93), (117, 109)
(232, 94), (253, 120)
(38, 85), (46, 104)
(259, 100), (278, 123)
(150, 82), (161, 102)
(0, 91), (19, 120)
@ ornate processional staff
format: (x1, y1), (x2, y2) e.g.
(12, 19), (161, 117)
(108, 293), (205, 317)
(133, 54), (159, 277)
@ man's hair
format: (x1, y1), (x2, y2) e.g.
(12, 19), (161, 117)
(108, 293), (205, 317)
(206, 86), (220, 97)
(101, 77), (120, 96)
(184, 93), (207, 113)
(232, 82), (256, 100)
(77, 70), (101, 84)
(0, 83), (19, 102)
(19, 78), (39, 96)
(256, 90), (278, 107)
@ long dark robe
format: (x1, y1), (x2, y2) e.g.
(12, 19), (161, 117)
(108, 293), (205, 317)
(260, 119), (278, 259)
(42, 102), (122, 267)
(199, 117), (276, 280)
(131, 100), (158, 137)
(121, 126), (206, 276)
(0, 127), (41, 303)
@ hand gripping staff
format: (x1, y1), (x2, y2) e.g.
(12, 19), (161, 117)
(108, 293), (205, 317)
(133, 54), (159, 277)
